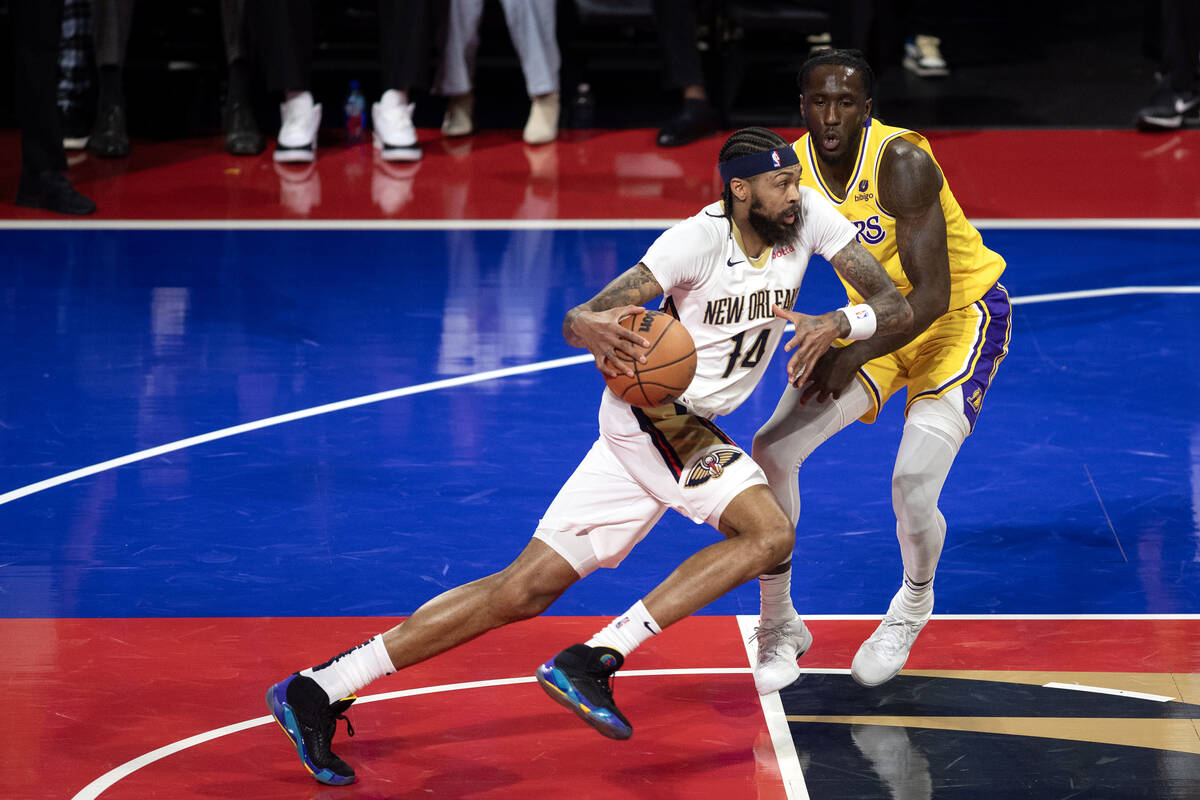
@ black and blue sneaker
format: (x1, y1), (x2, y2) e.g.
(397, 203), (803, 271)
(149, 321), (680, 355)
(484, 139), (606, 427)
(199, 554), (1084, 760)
(536, 644), (632, 740)
(266, 673), (357, 785)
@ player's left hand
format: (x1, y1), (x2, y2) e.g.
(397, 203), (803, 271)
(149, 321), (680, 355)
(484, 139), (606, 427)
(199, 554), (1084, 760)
(773, 305), (843, 387)
(799, 346), (864, 404)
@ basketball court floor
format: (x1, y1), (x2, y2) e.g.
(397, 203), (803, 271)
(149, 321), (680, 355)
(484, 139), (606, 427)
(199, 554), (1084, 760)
(2, 127), (1198, 799)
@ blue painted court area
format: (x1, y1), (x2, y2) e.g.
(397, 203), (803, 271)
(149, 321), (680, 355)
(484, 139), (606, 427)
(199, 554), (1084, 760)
(1, 227), (1197, 619)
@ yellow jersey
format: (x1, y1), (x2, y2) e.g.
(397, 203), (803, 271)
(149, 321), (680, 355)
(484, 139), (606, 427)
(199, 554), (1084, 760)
(794, 118), (1005, 311)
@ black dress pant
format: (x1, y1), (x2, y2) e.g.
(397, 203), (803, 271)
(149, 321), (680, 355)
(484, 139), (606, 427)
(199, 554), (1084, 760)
(252, 0), (435, 92)
(12, 0), (67, 174)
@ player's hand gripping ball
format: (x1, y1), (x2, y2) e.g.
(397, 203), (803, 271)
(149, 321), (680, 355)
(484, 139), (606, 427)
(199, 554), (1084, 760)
(604, 309), (697, 407)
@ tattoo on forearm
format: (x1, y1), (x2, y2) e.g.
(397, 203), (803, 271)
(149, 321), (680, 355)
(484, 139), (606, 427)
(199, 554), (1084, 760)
(587, 264), (661, 311)
(832, 243), (886, 298)
(832, 242), (910, 335)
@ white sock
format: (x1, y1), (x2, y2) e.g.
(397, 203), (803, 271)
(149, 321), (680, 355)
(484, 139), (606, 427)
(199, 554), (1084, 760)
(586, 600), (662, 657)
(897, 572), (935, 617)
(758, 564), (797, 625)
(301, 634), (395, 704)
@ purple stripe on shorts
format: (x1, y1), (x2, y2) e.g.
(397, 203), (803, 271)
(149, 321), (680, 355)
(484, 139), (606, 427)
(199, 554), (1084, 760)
(958, 283), (1012, 429)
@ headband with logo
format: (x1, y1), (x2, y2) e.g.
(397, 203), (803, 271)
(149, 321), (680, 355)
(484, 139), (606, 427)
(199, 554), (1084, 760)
(718, 146), (800, 185)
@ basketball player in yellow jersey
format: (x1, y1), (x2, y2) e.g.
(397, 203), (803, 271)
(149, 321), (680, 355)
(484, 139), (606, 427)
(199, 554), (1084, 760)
(748, 49), (1012, 694)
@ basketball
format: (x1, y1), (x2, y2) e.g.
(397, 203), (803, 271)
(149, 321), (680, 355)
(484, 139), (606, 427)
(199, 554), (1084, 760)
(604, 309), (697, 407)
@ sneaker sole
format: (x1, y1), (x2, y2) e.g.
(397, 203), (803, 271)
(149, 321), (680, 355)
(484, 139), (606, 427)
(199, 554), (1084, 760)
(273, 146), (316, 163)
(265, 679), (356, 786)
(1136, 115), (1185, 130)
(374, 134), (422, 162)
(902, 57), (949, 77)
(535, 663), (632, 740)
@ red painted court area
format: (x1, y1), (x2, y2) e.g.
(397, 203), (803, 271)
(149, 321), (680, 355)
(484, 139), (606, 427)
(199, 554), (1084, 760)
(3, 129), (1200, 221)
(9, 616), (1198, 800)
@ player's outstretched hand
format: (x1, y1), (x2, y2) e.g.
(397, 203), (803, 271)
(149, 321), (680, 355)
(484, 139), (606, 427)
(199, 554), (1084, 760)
(799, 346), (864, 405)
(773, 304), (844, 387)
(570, 305), (650, 378)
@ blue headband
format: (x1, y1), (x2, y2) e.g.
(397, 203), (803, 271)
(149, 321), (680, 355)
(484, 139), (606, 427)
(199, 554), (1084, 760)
(718, 146), (800, 184)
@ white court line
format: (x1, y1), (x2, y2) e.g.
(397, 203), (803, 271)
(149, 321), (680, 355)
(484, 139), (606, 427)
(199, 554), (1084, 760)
(2, 284), (1197, 509)
(69, 668), (752, 800)
(1042, 682), (1175, 702)
(2, 217), (1200, 231)
(737, 614), (809, 800)
(0, 354), (590, 508)
(1011, 285), (1200, 305)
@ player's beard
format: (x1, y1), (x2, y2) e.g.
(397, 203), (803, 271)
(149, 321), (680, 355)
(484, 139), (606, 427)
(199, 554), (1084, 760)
(748, 196), (801, 247)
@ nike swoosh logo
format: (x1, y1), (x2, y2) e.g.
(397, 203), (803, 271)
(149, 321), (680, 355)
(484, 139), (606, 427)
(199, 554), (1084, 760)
(644, 621), (656, 633)
(726, 257), (744, 267)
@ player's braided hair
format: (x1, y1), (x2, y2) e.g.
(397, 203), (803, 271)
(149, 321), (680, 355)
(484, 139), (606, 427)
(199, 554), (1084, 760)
(716, 126), (791, 219)
(797, 48), (875, 99)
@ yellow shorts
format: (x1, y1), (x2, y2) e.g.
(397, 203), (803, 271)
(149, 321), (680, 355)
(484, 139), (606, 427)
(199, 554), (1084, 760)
(855, 283), (1011, 430)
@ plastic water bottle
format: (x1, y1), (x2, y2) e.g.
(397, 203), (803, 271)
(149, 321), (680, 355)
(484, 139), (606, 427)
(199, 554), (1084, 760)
(344, 80), (366, 143)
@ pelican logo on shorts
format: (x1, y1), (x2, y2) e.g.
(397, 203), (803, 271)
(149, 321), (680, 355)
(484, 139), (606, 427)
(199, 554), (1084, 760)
(771, 150), (782, 168)
(685, 449), (743, 487)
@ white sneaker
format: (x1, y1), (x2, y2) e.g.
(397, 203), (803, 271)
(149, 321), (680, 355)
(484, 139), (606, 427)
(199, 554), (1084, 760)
(523, 92), (559, 145)
(442, 94), (474, 138)
(372, 90), (421, 162)
(903, 35), (949, 77)
(851, 591), (931, 687)
(274, 92), (322, 163)
(750, 616), (813, 695)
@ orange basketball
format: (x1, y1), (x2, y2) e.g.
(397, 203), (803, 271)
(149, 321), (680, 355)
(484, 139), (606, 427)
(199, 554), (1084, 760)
(604, 309), (697, 408)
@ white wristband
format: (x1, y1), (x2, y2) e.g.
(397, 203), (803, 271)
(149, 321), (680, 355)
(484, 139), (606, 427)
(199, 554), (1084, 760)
(840, 303), (877, 340)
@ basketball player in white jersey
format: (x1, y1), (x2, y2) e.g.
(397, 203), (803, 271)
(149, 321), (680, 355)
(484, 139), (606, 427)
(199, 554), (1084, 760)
(265, 127), (911, 786)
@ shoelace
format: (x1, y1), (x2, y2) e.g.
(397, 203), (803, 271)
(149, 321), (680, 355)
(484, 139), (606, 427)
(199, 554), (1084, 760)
(869, 617), (920, 657)
(750, 623), (791, 658)
(583, 666), (619, 703)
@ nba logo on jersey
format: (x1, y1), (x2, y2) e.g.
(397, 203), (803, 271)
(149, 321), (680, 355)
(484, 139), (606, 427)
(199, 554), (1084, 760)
(771, 150), (781, 168)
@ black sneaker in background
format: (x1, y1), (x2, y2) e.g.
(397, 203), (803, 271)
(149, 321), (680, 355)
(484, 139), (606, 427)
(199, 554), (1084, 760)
(266, 673), (358, 785)
(224, 99), (266, 156)
(15, 171), (96, 215)
(656, 98), (721, 148)
(536, 643), (633, 740)
(1135, 83), (1200, 131)
(88, 103), (131, 158)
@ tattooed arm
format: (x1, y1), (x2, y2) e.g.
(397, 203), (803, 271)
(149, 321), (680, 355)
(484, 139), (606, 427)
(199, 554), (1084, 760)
(563, 263), (665, 377)
(772, 240), (910, 389)
(828, 239), (913, 339)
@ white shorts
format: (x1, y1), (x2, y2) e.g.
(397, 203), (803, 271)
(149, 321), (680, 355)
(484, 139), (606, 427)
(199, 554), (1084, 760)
(533, 389), (767, 577)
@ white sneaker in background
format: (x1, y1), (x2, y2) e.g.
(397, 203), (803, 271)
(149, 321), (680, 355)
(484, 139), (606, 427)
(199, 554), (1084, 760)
(851, 590), (932, 687)
(274, 91), (322, 163)
(750, 615), (813, 695)
(523, 92), (559, 145)
(903, 35), (949, 78)
(442, 94), (474, 138)
(372, 90), (421, 162)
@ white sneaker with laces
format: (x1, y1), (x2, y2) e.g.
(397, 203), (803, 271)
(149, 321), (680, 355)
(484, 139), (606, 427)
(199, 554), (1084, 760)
(903, 35), (949, 77)
(372, 90), (421, 162)
(750, 616), (813, 695)
(274, 92), (322, 163)
(523, 92), (559, 145)
(851, 591), (931, 687)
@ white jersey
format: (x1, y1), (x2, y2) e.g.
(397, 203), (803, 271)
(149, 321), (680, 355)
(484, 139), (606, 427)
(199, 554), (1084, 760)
(640, 188), (857, 418)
